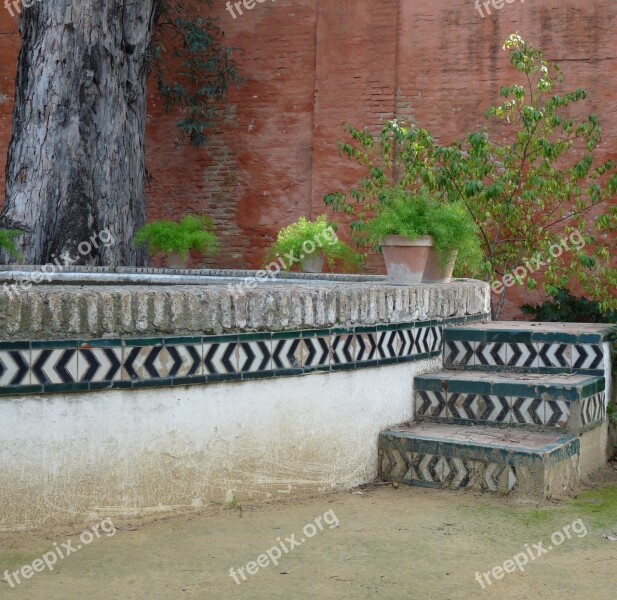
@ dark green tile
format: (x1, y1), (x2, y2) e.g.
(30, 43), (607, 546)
(0, 384), (42, 396)
(485, 331), (531, 344)
(42, 382), (89, 394)
(444, 329), (486, 343)
(375, 323), (399, 333)
(79, 339), (122, 348)
(207, 372), (242, 383)
(31, 339), (79, 349)
(163, 336), (203, 345)
(241, 371), (276, 381)
(577, 333), (607, 344)
(301, 328), (331, 338)
(534, 384), (582, 402)
(531, 332), (578, 344)
(354, 325), (377, 335)
(172, 375), (208, 387)
(414, 375), (444, 392)
(302, 364), (331, 375)
(330, 363), (358, 373)
(447, 378), (492, 395)
(88, 381), (118, 392)
(0, 341), (30, 350)
(271, 331), (304, 341)
(330, 326), (354, 336)
(124, 337), (164, 347)
(273, 368), (303, 377)
(202, 333), (240, 344)
(238, 332), (272, 342)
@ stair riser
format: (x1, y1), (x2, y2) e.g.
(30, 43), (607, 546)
(379, 432), (580, 498)
(414, 389), (606, 433)
(444, 339), (607, 376)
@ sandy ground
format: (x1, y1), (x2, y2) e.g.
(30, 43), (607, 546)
(1, 467), (617, 600)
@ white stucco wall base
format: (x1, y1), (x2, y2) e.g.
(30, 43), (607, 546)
(0, 358), (441, 530)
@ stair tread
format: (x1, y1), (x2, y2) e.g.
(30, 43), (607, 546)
(385, 422), (576, 454)
(445, 321), (612, 343)
(450, 321), (612, 335)
(416, 370), (602, 387)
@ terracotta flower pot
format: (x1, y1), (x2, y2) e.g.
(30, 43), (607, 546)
(301, 254), (325, 273)
(381, 235), (433, 285)
(422, 249), (458, 283)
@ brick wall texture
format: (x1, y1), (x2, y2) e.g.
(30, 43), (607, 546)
(0, 0), (616, 318)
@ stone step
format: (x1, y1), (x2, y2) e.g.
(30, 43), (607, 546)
(414, 370), (606, 433)
(444, 321), (611, 375)
(378, 422), (580, 499)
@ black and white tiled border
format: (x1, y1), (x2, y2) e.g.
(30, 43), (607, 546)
(379, 447), (518, 492)
(0, 315), (487, 397)
(445, 340), (605, 373)
(415, 390), (606, 431)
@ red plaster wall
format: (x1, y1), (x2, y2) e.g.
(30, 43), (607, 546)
(1, 1), (616, 319)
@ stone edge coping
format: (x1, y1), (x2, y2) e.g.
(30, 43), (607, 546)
(0, 265), (386, 284)
(414, 371), (606, 400)
(0, 279), (491, 341)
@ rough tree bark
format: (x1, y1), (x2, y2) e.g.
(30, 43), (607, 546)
(0, 1), (157, 265)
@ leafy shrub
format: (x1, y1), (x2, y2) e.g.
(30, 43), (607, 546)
(325, 34), (617, 319)
(265, 215), (358, 271)
(366, 189), (483, 271)
(133, 215), (219, 259)
(0, 229), (23, 260)
(522, 288), (617, 323)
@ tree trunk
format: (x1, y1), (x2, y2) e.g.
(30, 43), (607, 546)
(0, 1), (157, 266)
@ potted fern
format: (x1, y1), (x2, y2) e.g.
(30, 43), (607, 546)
(133, 215), (219, 268)
(0, 229), (23, 262)
(367, 190), (482, 284)
(265, 215), (357, 273)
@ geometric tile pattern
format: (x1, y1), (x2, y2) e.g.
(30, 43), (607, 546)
(536, 343), (570, 369)
(415, 383), (604, 432)
(444, 340), (475, 367)
(378, 446), (518, 493)
(378, 423), (581, 497)
(581, 392), (606, 426)
(0, 321), (450, 396)
(572, 344), (603, 370)
(445, 334), (605, 375)
(447, 394), (510, 423)
(510, 397), (545, 426)
(544, 399), (570, 428)
(0, 349), (29, 386)
(476, 342), (508, 367)
(415, 390), (447, 418)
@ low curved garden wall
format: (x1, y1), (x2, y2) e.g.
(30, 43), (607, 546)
(0, 269), (490, 530)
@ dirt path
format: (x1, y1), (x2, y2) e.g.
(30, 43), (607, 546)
(2, 470), (617, 600)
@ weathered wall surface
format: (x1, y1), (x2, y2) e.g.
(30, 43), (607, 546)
(0, 359), (440, 530)
(1, 1), (616, 317)
(0, 276), (490, 530)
